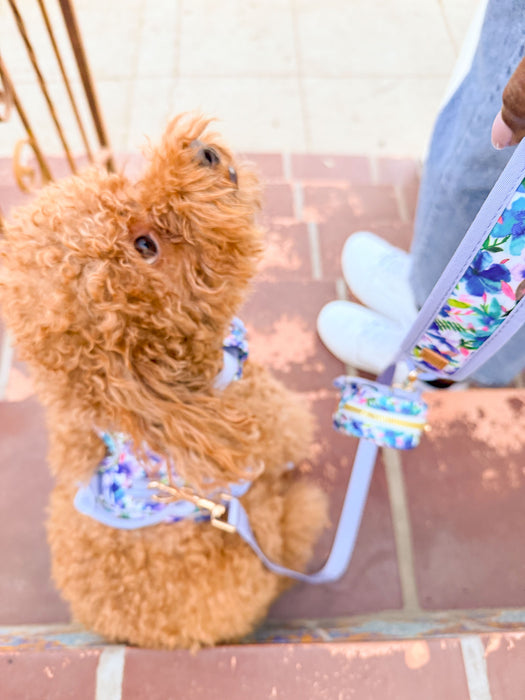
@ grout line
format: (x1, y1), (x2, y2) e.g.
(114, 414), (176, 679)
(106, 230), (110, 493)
(307, 220), (322, 280)
(123, 0), (149, 150)
(95, 646), (126, 700)
(436, 0), (460, 56)
(290, 0), (310, 151)
(460, 636), (492, 700)
(0, 332), (14, 400)
(369, 155), (379, 186)
(394, 185), (409, 223)
(335, 277), (348, 301)
(382, 447), (421, 612)
(282, 151), (292, 181)
(334, 278), (357, 375)
(293, 180), (303, 220)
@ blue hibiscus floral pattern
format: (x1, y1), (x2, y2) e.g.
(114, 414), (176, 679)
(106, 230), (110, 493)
(333, 377), (428, 450)
(75, 318), (252, 527)
(412, 177), (525, 375)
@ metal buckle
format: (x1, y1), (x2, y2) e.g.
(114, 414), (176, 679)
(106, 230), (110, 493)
(147, 480), (236, 534)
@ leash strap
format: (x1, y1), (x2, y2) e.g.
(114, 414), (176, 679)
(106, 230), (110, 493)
(229, 138), (525, 583)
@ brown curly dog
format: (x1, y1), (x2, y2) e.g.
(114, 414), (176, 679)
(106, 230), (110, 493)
(0, 114), (327, 649)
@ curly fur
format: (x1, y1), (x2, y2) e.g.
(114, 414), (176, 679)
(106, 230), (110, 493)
(0, 114), (328, 649)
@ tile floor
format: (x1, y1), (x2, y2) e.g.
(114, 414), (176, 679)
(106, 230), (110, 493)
(0, 0), (480, 158)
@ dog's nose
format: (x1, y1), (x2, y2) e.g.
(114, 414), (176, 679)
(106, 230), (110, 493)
(191, 139), (219, 167)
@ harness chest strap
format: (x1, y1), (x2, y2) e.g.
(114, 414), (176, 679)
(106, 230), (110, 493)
(74, 318), (252, 530)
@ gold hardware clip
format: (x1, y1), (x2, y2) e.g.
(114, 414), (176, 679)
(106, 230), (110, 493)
(148, 481), (236, 534)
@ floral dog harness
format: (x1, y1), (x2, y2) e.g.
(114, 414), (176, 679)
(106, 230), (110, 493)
(74, 318), (251, 529)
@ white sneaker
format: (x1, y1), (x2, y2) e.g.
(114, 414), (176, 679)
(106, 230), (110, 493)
(317, 300), (405, 375)
(341, 231), (418, 327)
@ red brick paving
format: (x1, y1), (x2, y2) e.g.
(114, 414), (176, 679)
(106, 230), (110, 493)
(0, 648), (101, 700)
(122, 640), (470, 700)
(403, 389), (525, 611)
(255, 221), (313, 283)
(241, 280), (345, 392)
(484, 632), (525, 700)
(261, 182), (295, 220)
(0, 398), (68, 624)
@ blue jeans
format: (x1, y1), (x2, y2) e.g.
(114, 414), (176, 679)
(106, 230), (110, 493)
(409, 0), (525, 385)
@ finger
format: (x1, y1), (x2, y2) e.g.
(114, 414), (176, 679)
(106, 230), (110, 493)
(498, 56), (525, 147)
(491, 110), (516, 149)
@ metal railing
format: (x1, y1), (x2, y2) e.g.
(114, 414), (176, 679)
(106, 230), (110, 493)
(0, 0), (114, 194)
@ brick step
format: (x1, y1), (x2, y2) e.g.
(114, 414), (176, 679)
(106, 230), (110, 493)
(2, 624), (525, 699)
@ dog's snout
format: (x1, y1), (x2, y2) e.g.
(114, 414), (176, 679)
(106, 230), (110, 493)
(191, 139), (220, 168)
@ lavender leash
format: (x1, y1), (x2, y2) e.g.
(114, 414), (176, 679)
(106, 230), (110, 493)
(230, 138), (525, 583)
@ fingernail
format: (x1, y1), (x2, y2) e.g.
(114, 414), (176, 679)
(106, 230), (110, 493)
(491, 111), (514, 149)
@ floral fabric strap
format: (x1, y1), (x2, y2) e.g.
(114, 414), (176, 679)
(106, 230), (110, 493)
(397, 140), (525, 381)
(74, 431), (250, 529)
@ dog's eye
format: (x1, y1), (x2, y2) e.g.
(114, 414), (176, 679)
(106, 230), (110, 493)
(201, 147), (220, 167)
(134, 235), (159, 263)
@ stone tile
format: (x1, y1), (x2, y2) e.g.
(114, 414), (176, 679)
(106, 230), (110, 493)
(1, 77), (130, 157)
(136, 1), (180, 78)
(403, 389), (525, 610)
(295, 0), (456, 77)
(291, 154), (372, 183)
(75, 0), (144, 81)
(240, 280), (343, 393)
(95, 80), (133, 154)
(179, 0), (296, 76)
(484, 632), (525, 700)
(0, 398), (68, 624)
(122, 639), (470, 700)
(269, 396), (402, 620)
(1, 649), (100, 700)
(302, 76), (449, 158)
(440, 0), (481, 51)
(171, 77), (306, 152)
(127, 78), (178, 151)
(256, 222), (312, 284)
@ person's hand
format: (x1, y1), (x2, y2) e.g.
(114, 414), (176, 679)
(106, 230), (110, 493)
(492, 56), (525, 149)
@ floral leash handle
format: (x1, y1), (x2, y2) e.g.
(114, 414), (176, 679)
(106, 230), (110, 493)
(334, 138), (525, 452)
